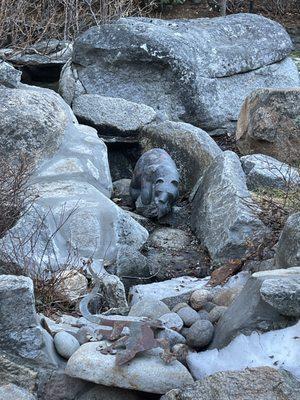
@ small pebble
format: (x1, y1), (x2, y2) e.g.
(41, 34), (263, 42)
(190, 289), (213, 310)
(172, 302), (189, 313)
(209, 306), (227, 323)
(129, 299), (170, 319)
(185, 319), (214, 349)
(177, 306), (200, 327)
(202, 301), (216, 312)
(197, 310), (210, 320)
(158, 312), (184, 331)
(54, 331), (80, 359)
(213, 287), (241, 307)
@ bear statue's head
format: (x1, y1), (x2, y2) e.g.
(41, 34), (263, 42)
(154, 178), (179, 219)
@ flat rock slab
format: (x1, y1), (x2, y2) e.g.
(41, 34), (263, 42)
(129, 276), (210, 308)
(66, 342), (194, 394)
(73, 94), (157, 138)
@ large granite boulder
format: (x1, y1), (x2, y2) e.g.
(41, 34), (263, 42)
(141, 121), (222, 193)
(191, 151), (268, 264)
(0, 86), (148, 272)
(236, 88), (300, 164)
(66, 342), (194, 394)
(275, 212), (300, 268)
(162, 367), (300, 400)
(60, 14), (298, 134)
(210, 267), (300, 349)
(241, 154), (300, 190)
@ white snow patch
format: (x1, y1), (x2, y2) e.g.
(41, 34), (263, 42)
(140, 43), (148, 52)
(187, 322), (300, 380)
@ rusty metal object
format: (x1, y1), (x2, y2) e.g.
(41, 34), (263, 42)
(79, 262), (175, 366)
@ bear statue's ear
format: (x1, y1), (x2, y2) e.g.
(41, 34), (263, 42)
(171, 180), (179, 187)
(156, 178), (164, 185)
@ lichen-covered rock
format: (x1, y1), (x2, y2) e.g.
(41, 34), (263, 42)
(190, 289), (213, 311)
(191, 151), (268, 264)
(275, 213), (300, 268)
(260, 277), (300, 317)
(236, 88), (300, 164)
(0, 88), (67, 160)
(161, 367), (300, 400)
(61, 14), (297, 133)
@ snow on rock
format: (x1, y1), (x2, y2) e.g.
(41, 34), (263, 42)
(187, 321), (300, 380)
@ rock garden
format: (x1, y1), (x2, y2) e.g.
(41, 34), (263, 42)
(0, 5), (299, 400)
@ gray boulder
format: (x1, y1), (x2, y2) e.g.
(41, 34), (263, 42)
(184, 319), (214, 349)
(73, 94), (156, 140)
(161, 367), (300, 400)
(0, 86), (148, 272)
(260, 277), (300, 317)
(0, 384), (36, 400)
(66, 342), (194, 394)
(141, 121), (222, 192)
(241, 154), (300, 190)
(0, 275), (60, 366)
(0, 40), (72, 66)
(275, 213), (300, 268)
(61, 14), (298, 133)
(0, 88), (67, 160)
(0, 61), (21, 88)
(191, 151), (268, 264)
(210, 268), (300, 349)
(236, 88), (300, 165)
